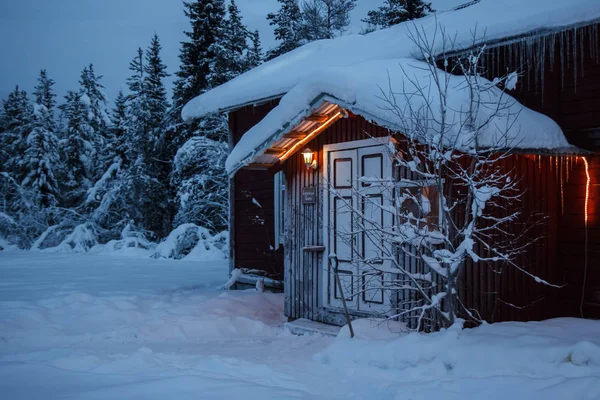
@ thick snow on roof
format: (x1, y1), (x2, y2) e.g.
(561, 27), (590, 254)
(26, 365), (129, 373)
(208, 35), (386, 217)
(183, 0), (600, 120)
(225, 58), (575, 174)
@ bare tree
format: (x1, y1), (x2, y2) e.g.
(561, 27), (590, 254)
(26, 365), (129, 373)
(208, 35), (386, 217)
(326, 25), (558, 331)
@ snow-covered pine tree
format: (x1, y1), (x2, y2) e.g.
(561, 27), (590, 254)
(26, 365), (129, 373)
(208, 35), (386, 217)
(0, 87), (33, 182)
(143, 35), (171, 236)
(78, 65), (111, 177)
(162, 0), (228, 174)
(144, 34), (170, 134)
(109, 90), (128, 164)
(173, 0), (227, 108)
(300, 0), (356, 40)
(59, 91), (95, 206)
(33, 70), (56, 117)
(22, 70), (60, 208)
(363, 0), (433, 31)
(208, 0), (249, 88)
(126, 47), (152, 159)
(246, 30), (263, 70)
(266, 0), (304, 60)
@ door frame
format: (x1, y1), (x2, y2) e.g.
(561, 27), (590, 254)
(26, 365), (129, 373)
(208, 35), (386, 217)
(321, 137), (392, 318)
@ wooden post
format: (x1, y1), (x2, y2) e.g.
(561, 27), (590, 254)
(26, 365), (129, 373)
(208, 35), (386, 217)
(330, 254), (354, 338)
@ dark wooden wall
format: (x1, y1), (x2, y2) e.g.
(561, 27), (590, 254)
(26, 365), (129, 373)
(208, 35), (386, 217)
(228, 101), (284, 279)
(559, 157), (600, 318)
(483, 25), (600, 318)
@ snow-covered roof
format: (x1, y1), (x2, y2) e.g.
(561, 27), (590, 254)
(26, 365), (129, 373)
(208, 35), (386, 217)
(182, 0), (600, 119)
(225, 58), (578, 174)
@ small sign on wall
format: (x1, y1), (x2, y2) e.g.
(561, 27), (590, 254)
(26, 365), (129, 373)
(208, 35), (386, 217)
(302, 187), (317, 204)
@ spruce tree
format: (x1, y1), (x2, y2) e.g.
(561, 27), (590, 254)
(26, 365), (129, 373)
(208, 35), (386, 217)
(109, 90), (128, 164)
(59, 91), (94, 206)
(246, 30), (263, 70)
(266, 0), (304, 60)
(78, 64), (111, 178)
(126, 47), (151, 160)
(144, 34), (170, 132)
(22, 70), (60, 208)
(1, 87), (33, 181)
(79, 64), (110, 135)
(300, 0), (356, 40)
(33, 70), (56, 116)
(363, 0), (433, 31)
(208, 0), (249, 87)
(173, 0), (227, 108)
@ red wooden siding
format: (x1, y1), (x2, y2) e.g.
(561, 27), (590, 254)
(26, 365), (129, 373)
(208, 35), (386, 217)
(228, 101), (284, 279)
(559, 157), (600, 318)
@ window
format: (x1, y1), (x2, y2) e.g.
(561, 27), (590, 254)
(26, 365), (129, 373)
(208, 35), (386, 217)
(274, 171), (286, 249)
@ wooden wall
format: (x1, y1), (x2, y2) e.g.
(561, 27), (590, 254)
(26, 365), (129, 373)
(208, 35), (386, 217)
(228, 101), (284, 279)
(282, 115), (594, 325)
(482, 25), (600, 318)
(559, 157), (600, 318)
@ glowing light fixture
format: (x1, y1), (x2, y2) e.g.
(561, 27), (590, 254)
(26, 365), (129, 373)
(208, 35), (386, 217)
(581, 157), (590, 223)
(302, 148), (318, 170)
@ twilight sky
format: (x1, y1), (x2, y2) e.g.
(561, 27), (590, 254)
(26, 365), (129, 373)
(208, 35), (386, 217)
(0, 0), (463, 104)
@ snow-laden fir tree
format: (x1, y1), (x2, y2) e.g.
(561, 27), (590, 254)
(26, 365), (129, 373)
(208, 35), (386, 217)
(109, 90), (128, 164)
(59, 91), (95, 206)
(144, 34), (170, 132)
(79, 64), (110, 138)
(78, 65), (112, 176)
(209, 0), (249, 88)
(363, 0), (433, 32)
(0, 87), (33, 182)
(21, 70), (60, 208)
(126, 48), (152, 159)
(267, 0), (304, 60)
(173, 0), (227, 108)
(162, 0), (228, 172)
(142, 35), (171, 236)
(246, 30), (263, 69)
(300, 0), (356, 40)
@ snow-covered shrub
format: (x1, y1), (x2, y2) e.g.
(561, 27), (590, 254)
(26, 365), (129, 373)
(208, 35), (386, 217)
(96, 222), (155, 256)
(171, 134), (228, 233)
(153, 223), (228, 261)
(43, 222), (99, 253)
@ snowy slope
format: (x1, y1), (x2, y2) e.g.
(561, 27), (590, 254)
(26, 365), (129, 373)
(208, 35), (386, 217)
(183, 0), (600, 119)
(1, 252), (600, 399)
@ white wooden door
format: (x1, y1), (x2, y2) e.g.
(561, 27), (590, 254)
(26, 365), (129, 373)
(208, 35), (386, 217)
(324, 141), (393, 315)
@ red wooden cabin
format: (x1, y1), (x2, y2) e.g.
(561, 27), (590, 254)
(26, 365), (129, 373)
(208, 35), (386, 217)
(184, 0), (600, 325)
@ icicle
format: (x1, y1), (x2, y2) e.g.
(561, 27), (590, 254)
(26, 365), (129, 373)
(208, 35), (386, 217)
(566, 29), (571, 72)
(560, 32), (566, 90)
(573, 27), (578, 91)
(580, 27), (585, 78)
(549, 32), (556, 72)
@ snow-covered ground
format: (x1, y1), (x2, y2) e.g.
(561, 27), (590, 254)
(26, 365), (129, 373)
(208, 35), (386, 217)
(1, 252), (600, 399)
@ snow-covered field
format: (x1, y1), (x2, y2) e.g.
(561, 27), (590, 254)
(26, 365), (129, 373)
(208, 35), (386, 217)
(1, 252), (600, 399)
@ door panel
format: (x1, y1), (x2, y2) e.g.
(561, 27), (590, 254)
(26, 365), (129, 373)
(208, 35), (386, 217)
(357, 146), (393, 313)
(327, 149), (358, 310)
(325, 143), (393, 315)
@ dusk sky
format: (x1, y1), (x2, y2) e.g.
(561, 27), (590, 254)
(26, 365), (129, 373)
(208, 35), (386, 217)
(0, 0), (463, 104)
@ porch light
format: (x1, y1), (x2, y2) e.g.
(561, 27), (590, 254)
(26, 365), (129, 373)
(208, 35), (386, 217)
(302, 148), (318, 170)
